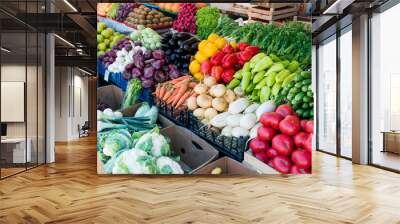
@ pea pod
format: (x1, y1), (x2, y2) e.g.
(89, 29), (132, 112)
(255, 77), (268, 89)
(260, 86), (271, 102)
(253, 71), (266, 84)
(241, 71), (252, 90)
(253, 56), (273, 73)
(227, 78), (241, 89)
(266, 72), (277, 87)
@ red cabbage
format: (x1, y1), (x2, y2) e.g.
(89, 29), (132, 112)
(168, 64), (180, 79)
(151, 60), (162, 70)
(152, 50), (165, 60)
(143, 50), (152, 59)
(154, 70), (166, 83)
(131, 68), (142, 77)
(133, 53), (144, 69)
(143, 66), (155, 79)
(142, 80), (154, 88)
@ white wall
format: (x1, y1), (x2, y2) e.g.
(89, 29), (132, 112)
(54, 67), (89, 141)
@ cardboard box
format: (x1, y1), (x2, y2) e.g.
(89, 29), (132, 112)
(243, 151), (280, 174)
(97, 85), (123, 111)
(194, 157), (259, 175)
(160, 126), (219, 174)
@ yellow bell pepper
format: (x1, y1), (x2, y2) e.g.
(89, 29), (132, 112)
(214, 37), (227, 49)
(230, 41), (238, 50)
(193, 72), (204, 81)
(189, 60), (201, 74)
(202, 42), (218, 58)
(198, 40), (208, 52)
(194, 52), (207, 63)
(207, 33), (219, 43)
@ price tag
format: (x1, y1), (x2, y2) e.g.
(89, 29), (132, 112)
(104, 70), (110, 82)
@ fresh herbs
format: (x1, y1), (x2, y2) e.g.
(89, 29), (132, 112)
(195, 6), (221, 39)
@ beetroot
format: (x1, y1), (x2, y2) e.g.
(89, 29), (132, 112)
(172, 4), (197, 34)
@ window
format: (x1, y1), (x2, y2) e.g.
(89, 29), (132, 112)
(317, 35), (337, 154)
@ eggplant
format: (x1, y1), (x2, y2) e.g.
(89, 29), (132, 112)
(168, 39), (176, 47)
(175, 48), (183, 54)
(165, 49), (172, 56)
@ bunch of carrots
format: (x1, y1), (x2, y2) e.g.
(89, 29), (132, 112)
(154, 75), (198, 109)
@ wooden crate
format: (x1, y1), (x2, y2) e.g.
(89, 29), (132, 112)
(226, 3), (249, 17)
(248, 4), (298, 23)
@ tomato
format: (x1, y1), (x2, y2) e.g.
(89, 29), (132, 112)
(275, 104), (294, 117)
(272, 156), (292, 174)
(272, 134), (294, 156)
(279, 115), (301, 136)
(290, 165), (310, 174)
(200, 60), (212, 75)
(291, 149), (311, 169)
(257, 126), (277, 142)
(305, 120), (314, 134)
(249, 138), (268, 154)
(210, 65), (223, 82)
(260, 112), (283, 129)
(266, 147), (279, 158)
(293, 132), (309, 148)
(255, 152), (269, 163)
(303, 134), (313, 151)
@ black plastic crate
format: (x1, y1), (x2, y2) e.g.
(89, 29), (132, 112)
(188, 112), (248, 162)
(150, 97), (189, 127)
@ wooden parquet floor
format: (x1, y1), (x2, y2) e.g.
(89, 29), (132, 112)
(1, 135), (400, 224)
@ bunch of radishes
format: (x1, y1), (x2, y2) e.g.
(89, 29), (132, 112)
(172, 3), (197, 34)
(248, 104), (314, 174)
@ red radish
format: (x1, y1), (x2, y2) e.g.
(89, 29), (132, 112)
(300, 120), (308, 131)
(272, 134), (294, 156)
(272, 156), (292, 174)
(200, 60), (212, 74)
(279, 115), (301, 136)
(222, 45), (234, 54)
(290, 165), (310, 174)
(275, 104), (294, 117)
(291, 149), (311, 169)
(293, 132), (309, 148)
(303, 134), (313, 151)
(266, 147), (279, 158)
(260, 112), (283, 129)
(305, 120), (314, 134)
(249, 138), (268, 154)
(267, 160), (274, 168)
(255, 152), (269, 163)
(257, 126), (277, 141)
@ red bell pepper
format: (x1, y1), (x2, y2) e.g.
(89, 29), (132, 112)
(238, 42), (249, 51)
(222, 54), (237, 68)
(244, 46), (260, 55)
(211, 65), (223, 82)
(221, 68), (235, 84)
(222, 45), (235, 54)
(238, 50), (253, 62)
(210, 51), (225, 66)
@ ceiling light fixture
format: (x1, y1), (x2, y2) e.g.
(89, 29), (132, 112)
(78, 67), (93, 76)
(1, 47), (11, 53)
(54, 34), (75, 48)
(63, 0), (78, 12)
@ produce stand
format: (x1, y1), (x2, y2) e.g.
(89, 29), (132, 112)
(96, 3), (313, 175)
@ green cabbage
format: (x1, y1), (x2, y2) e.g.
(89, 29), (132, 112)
(156, 157), (184, 174)
(112, 149), (157, 174)
(102, 129), (133, 157)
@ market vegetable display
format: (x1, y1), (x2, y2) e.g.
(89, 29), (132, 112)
(248, 104), (313, 174)
(124, 5), (173, 29)
(162, 31), (199, 74)
(130, 25), (162, 50)
(107, 3), (120, 19)
(122, 78), (142, 109)
(97, 22), (125, 56)
(195, 6), (221, 39)
(97, 3), (112, 17)
(98, 38), (131, 68)
(172, 4), (197, 34)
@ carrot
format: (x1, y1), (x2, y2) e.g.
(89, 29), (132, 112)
(171, 87), (187, 107)
(189, 92), (198, 97)
(188, 82), (197, 88)
(175, 91), (192, 108)
(155, 84), (160, 97)
(173, 78), (190, 88)
(167, 88), (180, 104)
(159, 85), (167, 99)
(170, 75), (189, 84)
(162, 88), (174, 101)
